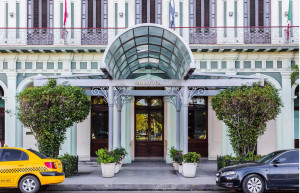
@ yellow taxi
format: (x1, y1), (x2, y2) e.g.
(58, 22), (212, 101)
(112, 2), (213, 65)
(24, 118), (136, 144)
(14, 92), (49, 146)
(0, 147), (65, 193)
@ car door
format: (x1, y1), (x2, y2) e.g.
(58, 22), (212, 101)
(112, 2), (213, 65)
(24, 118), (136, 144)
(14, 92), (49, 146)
(0, 149), (29, 187)
(268, 150), (299, 188)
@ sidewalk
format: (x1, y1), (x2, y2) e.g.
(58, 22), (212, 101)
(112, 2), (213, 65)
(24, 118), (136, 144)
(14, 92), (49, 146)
(48, 158), (225, 191)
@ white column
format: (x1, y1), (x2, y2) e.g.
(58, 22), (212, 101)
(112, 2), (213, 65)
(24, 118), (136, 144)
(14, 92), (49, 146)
(108, 86), (114, 151)
(278, 71), (294, 149)
(183, 86), (189, 154)
(6, 72), (17, 147)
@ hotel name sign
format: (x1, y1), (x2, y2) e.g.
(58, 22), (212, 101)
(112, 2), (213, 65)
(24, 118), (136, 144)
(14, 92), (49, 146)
(135, 80), (162, 86)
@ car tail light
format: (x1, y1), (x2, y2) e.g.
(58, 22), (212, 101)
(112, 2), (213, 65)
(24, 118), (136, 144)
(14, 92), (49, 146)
(44, 162), (57, 169)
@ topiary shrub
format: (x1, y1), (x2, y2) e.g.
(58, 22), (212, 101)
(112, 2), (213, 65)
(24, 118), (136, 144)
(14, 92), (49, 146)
(58, 154), (78, 177)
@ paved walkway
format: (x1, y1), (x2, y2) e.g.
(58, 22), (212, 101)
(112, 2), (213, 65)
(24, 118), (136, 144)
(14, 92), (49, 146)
(48, 158), (223, 191)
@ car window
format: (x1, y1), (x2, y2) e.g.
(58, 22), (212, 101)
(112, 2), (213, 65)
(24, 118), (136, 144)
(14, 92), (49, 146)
(274, 151), (299, 164)
(0, 149), (29, 161)
(27, 149), (47, 159)
(256, 150), (285, 163)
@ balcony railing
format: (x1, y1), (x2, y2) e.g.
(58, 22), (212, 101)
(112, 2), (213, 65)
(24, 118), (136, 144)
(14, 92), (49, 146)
(0, 26), (298, 46)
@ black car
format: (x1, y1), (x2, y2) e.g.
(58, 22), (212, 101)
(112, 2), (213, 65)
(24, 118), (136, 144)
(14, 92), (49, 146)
(216, 149), (299, 193)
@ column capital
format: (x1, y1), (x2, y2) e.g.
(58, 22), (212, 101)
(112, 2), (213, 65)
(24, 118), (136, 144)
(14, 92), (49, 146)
(281, 71), (292, 78)
(6, 72), (17, 78)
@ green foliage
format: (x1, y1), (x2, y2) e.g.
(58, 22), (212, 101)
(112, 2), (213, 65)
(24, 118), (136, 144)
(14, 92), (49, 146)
(113, 147), (127, 160)
(291, 64), (299, 85)
(17, 79), (91, 158)
(173, 151), (183, 165)
(58, 153), (78, 177)
(183, 152), (201, 164)
(211, 83), (282, 157)
(95, 148), (115, 164)
(169, 146), (182, 159)
(217, 154), (263, 170)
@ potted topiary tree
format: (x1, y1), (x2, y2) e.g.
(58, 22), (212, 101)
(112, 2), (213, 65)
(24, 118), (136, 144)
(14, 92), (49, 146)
(173, 151), (183, 174)
(95, 148), (116, 178)
(182, 152), (201, 178)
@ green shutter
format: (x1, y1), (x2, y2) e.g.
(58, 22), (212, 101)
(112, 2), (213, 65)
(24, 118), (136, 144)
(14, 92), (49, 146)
(278, 1), (282, 37)
(16, 3), (20, 39)
(234, 1), (237, 38)
(5, 3), (8, 38)
(125, 3), (128, 28)
(71, 2), (74, 38)
(224, 0), (227, 37)
(180, 2), (183, 36)
(115, 3), (118, 35)
(60, 3), (63, 39)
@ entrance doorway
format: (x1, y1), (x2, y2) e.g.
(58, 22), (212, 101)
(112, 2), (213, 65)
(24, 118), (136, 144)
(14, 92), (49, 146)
(91, 96), (108, 157)
(135, 97), (164, 157)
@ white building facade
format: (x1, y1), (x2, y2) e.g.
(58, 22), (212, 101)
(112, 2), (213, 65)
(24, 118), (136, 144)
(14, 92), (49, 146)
(0, 0), (298, 162)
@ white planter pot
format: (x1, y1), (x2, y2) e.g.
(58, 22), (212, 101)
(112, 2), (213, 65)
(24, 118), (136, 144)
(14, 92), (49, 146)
(114, 163), (120, 173)
(178, 164), (183, 174)
(173, 162), (179, 170)
(182, 163), (197, 178)
(101, 163), (115, 178)
(120, 158), (124, 167)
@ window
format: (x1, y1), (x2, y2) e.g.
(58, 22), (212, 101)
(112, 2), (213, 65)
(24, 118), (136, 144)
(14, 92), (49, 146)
(274, 151), (299, 164)
(194, 0), (213, 28)
(136, 0), (162, 24)
(0, 149), (29, 162)
(27, 149), (47, 159)
(91, 96), (108, 140)
(188, 97), (207, 140)
(28, 0), (52, 28)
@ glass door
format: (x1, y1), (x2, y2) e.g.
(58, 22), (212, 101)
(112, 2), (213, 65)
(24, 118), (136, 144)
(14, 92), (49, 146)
(135, 97), (164, 157)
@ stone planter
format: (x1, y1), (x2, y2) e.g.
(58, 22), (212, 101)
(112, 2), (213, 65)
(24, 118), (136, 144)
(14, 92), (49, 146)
(178, 164), (183, 174)
(101, 163), (115, 178)
(173, 162), (179, 170)
(182, 162), (197, 178)
(115, 163), (121, 173)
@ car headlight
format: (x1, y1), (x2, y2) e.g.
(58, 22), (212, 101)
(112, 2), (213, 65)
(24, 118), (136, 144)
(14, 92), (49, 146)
(221, 171), (236, 176)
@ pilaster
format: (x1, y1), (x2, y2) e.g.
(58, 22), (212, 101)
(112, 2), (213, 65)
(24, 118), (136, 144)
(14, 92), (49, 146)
(6, 72), (17, 147)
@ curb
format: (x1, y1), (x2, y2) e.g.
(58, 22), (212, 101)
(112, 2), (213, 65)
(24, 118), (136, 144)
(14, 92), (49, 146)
(47, 184), (227, 191)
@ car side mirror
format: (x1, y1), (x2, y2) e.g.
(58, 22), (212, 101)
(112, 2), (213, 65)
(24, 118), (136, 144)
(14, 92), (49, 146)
(272, 159), (279, 165)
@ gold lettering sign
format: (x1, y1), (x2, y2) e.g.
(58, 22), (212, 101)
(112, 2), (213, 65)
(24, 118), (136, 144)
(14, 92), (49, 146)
(135, 80), (162, 86)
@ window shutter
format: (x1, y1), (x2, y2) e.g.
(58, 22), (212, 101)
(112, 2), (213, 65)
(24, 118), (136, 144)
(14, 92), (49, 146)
(195, 0), (201, 27)
(211, 0), (216, 27)
(41, 0), (48, 28)
(141, 0), (147, 23)
(88, 0), (94, 28)
(49, 0), (53, 28)
(136, 0), (141, 24)
(33, 0), (39, 27)
(82, 0), (86, 27)
(103, 0), (107, 28)
(150, 0), (156, 23)
(244, 0), (248, 26)
(96, 0), (102, 28)
(157, 0), (161, 24)
(28, 0), (32, 28)
(189, 0), (194, 27)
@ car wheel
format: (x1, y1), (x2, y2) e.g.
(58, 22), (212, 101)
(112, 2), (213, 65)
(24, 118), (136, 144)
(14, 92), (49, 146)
(242, 174), (265, 193)
(19, 175), (40, 193)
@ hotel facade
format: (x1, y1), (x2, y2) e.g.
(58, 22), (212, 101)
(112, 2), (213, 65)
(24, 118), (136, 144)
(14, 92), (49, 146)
(0, 0), (299, 163)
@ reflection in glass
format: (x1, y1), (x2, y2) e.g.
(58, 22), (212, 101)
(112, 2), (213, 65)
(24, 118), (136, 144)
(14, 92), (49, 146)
(150, 112), (163, 141)
(136, 99), (148, 106)
(188, 109), (207, 139)
(151, 99), (162, 106)
(91, 111), (108, 139)
(136, 111), (149, 141)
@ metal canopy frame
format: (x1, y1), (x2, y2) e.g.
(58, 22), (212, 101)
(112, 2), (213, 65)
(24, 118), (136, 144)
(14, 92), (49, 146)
(101, 23), (196, 80)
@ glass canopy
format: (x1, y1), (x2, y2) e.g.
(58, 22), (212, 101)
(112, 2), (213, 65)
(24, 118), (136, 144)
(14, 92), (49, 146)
(102, 24), (195, 80)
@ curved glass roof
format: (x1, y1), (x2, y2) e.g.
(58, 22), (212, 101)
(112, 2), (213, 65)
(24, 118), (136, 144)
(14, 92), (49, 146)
(101, 24), (195, 80)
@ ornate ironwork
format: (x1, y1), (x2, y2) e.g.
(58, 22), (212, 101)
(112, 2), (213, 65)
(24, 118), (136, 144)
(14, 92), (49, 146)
(114, 87), (132, 109)
(81, 29), (108, 45)
(189, 28), (217, 44)
(91, 87), (109, 103)
(27, 29), (54, 45)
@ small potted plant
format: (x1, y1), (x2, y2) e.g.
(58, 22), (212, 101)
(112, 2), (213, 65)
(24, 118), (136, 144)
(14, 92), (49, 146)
(169, 146), (181, 170)
(173, 151), (183, 174)
(182, 152), (201, 178)
(95, 148), (116, 178)
(113, 147), (127, 168)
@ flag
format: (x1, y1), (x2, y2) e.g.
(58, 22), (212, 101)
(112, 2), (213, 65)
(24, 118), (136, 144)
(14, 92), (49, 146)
(287, 0), (292, 41)
(170, 0), (175, 27)
(64, 0), (67, 26)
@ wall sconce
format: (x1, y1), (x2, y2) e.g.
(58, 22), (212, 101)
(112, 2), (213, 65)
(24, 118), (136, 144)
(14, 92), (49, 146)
(229, 12), (233, 17)
(174, 12), (178, 17)
(9, 12), (14, 17)
(119, 12), (123, 17)
(285, 11), (289, 17)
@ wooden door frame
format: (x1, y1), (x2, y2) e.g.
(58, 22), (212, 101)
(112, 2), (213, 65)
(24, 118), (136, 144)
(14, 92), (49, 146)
(134, 97), (164, 157)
